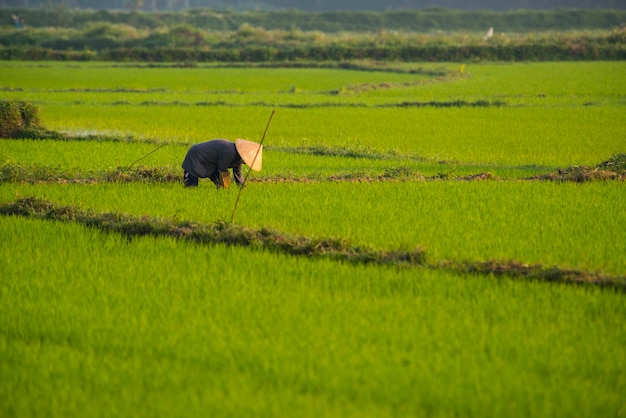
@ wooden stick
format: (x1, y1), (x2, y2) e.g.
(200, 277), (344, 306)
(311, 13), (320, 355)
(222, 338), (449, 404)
(128, 143), (165, 169)
(230, 109), (276, 223)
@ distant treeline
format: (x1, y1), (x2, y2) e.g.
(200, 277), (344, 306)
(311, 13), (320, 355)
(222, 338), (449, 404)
(1, 8), (625, 62)
(1, 26), (624, 62)
(2, 8), (625, 32)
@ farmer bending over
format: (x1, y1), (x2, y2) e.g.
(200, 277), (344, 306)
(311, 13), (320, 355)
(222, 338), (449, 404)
(182, 139), (262, 188)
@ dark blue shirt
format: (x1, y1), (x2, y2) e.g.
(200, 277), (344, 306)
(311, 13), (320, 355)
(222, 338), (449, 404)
(182, 139), (244, 185)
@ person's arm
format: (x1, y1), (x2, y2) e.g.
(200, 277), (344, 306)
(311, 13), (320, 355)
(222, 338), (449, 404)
(233, 161), (244, 186)
(215, 144), (236, 187)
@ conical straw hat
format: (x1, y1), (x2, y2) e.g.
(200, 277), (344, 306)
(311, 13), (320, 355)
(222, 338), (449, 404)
(235, 139), (263, 171)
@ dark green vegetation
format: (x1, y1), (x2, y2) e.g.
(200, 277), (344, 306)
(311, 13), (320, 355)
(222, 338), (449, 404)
(1, 8), (625, 61)
(0, 99), (41, 137)
(3, 8), (625, 32)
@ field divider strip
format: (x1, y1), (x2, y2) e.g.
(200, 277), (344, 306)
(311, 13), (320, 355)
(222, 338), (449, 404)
(2, 160), (625, 185)
(1, 197), (624, 291)
(0, 196), (426, 267)
(26, 100), (506, 109)
(3, 131), (624, 181)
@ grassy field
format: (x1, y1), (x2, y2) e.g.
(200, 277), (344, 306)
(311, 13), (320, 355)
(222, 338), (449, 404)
(2, 215), (625, 418)
(1, 181), (624, 274)
(1, 60), (625, 417)
(2, 61), (624, 166)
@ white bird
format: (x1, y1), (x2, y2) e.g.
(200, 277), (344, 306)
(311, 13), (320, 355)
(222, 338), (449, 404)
(484, 27), (494, 40)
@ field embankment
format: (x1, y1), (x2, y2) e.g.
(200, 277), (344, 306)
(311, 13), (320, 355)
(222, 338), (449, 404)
(2, 196), (623, 290)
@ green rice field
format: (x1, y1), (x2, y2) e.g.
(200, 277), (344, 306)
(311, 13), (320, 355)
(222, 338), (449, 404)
(1, 61), (625, 418)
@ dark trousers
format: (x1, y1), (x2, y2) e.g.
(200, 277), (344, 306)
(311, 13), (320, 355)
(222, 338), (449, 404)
(184, 170), (225, 188)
